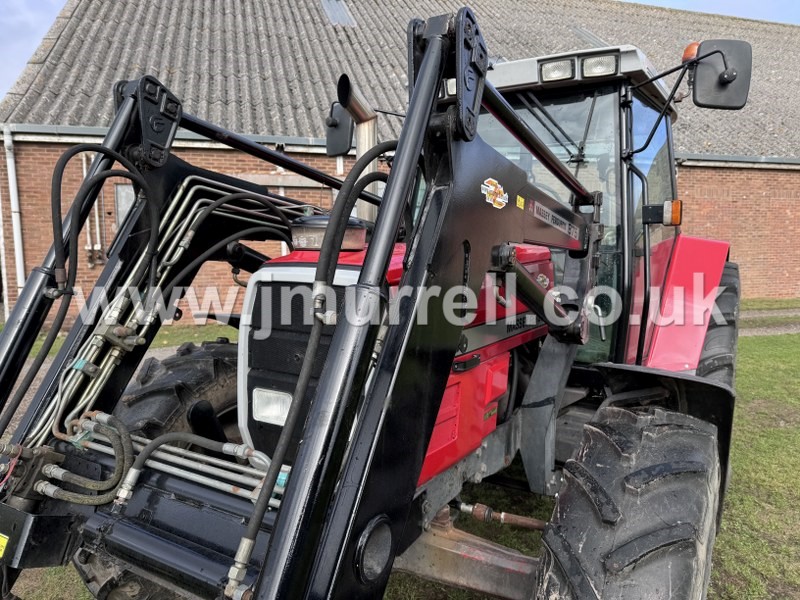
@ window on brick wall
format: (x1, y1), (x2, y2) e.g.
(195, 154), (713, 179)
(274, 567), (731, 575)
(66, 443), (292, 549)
(115, 184), (136, 228)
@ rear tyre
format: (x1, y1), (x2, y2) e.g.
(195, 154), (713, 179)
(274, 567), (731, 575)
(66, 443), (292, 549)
(537, 405), (720, 600)
(74, 340), (239, 600)
(696, 262), (739, 388)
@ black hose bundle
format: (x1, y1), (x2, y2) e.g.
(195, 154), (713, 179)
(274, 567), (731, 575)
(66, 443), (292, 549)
(38, 418), (134, 506)
(51, 144), (157, 291)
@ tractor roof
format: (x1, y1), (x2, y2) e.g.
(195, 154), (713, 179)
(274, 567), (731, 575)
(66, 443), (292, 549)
(487, 46), (677, 121)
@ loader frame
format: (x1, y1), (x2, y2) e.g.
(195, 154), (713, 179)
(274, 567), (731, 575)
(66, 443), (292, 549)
(0, 8), (737, 600)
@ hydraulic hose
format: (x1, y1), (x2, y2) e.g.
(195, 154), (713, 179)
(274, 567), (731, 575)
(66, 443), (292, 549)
(324, 171), (389, 283)
(51, 144), (154, 289)
(0, 290), (71, 436)
(225, 141), (399, 597)
(114, 431), (257, 510)
(246, 143), (398, 538)
(157, 226), (292, 306)
(35, 421), (133, 505)
(68, 169), (158, 289)
(192, 191), (294, 236)
(245, 319), (323, 542)
(316, 140), (398, 286)
(70, 415), (133, 491)
(44, 421), (129, 491)
(222, 316), (324, 597)
(131, 432), (227, 472)
(0, 168), (157, 438)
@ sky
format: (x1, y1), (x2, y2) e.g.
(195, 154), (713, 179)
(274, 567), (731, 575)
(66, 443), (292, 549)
(0, 0), (798, 100)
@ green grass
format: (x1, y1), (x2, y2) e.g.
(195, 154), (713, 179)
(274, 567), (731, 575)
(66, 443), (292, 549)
(12, 566), (92, 600)
(740, 315), (800, 329)
(12, 335), (800, 599)
(28, 322), (238, 358)
(741, 297), (800, 311)
(707, 334), (800, 599)
(150, 322), (238, 347)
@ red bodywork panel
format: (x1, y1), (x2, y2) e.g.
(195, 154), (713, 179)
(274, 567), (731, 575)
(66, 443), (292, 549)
(641, 234), (729, 371)
(270, 243), (552, 485)
(269, 245), (407, 285)
(418, 245), (552, 484)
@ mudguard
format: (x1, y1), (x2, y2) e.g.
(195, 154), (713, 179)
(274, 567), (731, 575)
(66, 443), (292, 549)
(593, 361), (735, 508)
(643, 234), (729, 371)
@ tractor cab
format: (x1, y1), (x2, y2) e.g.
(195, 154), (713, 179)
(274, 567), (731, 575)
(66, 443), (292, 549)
(473, 41), (751, 365)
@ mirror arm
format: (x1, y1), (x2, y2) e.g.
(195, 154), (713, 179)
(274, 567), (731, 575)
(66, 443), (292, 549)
(624, 64), (690, 158)
(631, 49), (729, 91)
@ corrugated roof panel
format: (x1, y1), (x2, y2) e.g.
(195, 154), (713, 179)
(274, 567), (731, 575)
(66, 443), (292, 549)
(0, 0), (796, 159)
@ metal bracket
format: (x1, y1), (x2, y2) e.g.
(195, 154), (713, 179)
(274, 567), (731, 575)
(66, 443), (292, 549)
(454, 8), (488, 141)
(0, 504), (74, 569)
(115, 76), (182, 169)
(135, 76), (182, 168)
(394, 509), (538, 600)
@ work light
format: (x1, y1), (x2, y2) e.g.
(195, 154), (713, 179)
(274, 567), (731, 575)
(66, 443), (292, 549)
(540, 59), (574, 82)
(582, 55), (618, 77)
(252, 388), (293, 426)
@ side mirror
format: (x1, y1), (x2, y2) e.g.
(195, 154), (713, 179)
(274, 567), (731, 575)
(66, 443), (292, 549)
(325, 101), (354, 157)
(692, 40), (752, 110)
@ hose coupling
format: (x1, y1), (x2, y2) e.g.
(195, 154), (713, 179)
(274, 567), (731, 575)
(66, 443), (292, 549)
(34, 480), (61, 498)
(113, 468), (142, 508)
(225, 537), (255, 598)
(42, 463), (68, 481)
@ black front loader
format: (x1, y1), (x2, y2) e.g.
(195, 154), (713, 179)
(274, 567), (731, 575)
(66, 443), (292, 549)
(0, 8), (616, 599)
(258, 12), (603, 598)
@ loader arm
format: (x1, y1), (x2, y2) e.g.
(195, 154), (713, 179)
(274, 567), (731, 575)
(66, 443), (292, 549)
(256, 9), (601, 597)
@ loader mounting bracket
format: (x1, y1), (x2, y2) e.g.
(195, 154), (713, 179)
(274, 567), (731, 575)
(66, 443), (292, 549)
(114, 75), (182, 169)
(454, 8), (489, 141)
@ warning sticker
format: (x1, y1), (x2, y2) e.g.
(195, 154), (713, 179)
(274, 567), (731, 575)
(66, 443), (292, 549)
(0, 533), (8, 559)
(531, 201), (580, 240)
(516, 195), (525, 210)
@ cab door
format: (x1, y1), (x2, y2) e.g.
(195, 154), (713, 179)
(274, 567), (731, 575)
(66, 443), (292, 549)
(624, 94), (678, 364)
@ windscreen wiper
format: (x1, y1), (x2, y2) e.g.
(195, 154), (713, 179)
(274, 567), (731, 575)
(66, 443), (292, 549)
(572, 90), (599, 175)
(519, 91), (580, 160)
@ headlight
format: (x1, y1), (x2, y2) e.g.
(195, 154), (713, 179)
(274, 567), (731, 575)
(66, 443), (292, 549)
(540, 59), (574, 82)
(252, 388), (293, 426)
(291, 215), (366, 251)
(582, 55), (618, 78)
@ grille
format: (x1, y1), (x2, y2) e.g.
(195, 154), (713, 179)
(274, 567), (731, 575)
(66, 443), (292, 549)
(245, 281), (344, 461)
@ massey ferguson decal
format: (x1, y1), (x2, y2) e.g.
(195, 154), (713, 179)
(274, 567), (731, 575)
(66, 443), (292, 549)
(481, 178), (508, 209)
(531, 201), (580, 240)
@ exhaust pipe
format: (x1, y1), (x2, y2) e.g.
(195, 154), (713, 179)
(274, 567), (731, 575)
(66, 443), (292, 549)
(337, 74), (378, 222)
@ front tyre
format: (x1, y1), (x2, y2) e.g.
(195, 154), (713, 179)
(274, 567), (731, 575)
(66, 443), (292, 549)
(74, 341), (238, 599)
(537, 406), (720, 599)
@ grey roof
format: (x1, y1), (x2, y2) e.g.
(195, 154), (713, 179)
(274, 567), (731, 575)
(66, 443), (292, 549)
(1, 0), (798, 159)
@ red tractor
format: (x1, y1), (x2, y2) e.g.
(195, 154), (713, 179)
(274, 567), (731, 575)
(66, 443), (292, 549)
(0, 8), (749, 599)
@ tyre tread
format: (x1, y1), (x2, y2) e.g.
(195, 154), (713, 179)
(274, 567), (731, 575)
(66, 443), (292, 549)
(537, 402), (720, 600)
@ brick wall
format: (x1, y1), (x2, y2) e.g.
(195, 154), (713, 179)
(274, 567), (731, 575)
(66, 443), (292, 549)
(0, 141), (796, 329)
(676, 164), (800, 299)
(0, 141), (356, 324)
